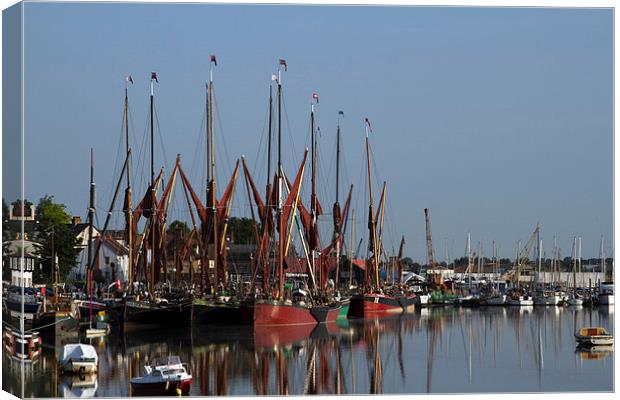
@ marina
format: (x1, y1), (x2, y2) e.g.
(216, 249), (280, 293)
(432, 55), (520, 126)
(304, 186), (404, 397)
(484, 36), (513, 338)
(2, 306), (614, 396)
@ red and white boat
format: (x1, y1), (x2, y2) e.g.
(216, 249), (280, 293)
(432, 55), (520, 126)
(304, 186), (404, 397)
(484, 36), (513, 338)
(130, 356), (192, 396)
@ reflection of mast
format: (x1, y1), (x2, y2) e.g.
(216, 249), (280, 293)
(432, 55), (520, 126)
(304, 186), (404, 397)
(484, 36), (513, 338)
(398, 317), (405, 380)
(370, 322), (383, 394)
(303, 343), (317, 394)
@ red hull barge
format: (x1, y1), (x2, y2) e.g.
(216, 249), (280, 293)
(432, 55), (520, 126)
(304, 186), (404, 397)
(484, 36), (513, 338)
(254, 300), (317, 326)
(348, 293), (403, 318)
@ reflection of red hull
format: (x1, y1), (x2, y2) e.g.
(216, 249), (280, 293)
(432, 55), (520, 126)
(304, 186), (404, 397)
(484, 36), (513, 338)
(131, 378), (191, 396)
(254, 301), (317, 326)
(254, 324), (315, 348)
(348, 294), (402, 318)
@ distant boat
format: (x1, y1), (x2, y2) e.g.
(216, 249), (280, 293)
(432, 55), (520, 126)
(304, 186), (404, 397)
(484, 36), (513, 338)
(415, 293), (430, 307)
(130, 355), (192, 396)
(533, 291), (562, 306)
(568, 294), (584, 306)
(481, 293), (506, 306)
(575, 327), (614, 346)
(60, 344), (98, 374)
(507, 292), (534, 306)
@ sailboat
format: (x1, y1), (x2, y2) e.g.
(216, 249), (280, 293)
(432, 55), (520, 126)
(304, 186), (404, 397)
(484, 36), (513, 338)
(597, 236), (614, 305)
(178, 55), (242, 325)
(480, 240), (506, 305)
(348, 119), (403, 318)
(84, 149), (109, 338)
(251, 60), (317, 326)
(533, 237), (561, 306)
(568, 237), (584, 306)
(123, 72), (191, 328)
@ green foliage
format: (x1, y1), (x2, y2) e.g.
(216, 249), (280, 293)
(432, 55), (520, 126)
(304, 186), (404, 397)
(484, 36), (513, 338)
(167, 220), (192, 255)
(33, 195), (79, 283)
(168, 220), (190, 236)
(2, 198), (11, 243)
(227, 217), (258, 245)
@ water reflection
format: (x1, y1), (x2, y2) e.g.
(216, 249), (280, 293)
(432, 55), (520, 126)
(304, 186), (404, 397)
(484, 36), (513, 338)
(2, 306), (613, 397)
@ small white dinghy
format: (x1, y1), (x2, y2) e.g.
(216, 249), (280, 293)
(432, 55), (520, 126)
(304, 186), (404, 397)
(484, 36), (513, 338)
(60, 344), (98, 374)
(130, 355), (192, 396)
(575, 327), (614, 346)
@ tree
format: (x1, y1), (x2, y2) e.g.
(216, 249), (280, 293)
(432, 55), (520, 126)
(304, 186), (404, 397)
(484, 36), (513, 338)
(2, 198), (10, 240)
(32, 195), (80, 283)
(167, 220), (191, 255)
(227, 217), (258, 245)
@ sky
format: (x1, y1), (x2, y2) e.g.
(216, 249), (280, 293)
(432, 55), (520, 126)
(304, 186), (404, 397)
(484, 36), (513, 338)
(4, 2), (613, 261)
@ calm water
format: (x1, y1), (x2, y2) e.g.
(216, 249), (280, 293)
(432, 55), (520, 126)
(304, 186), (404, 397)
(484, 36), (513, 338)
(3, 306), (614, 397)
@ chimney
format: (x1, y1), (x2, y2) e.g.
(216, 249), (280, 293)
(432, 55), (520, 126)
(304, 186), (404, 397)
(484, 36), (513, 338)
(72, 216), (82, 226)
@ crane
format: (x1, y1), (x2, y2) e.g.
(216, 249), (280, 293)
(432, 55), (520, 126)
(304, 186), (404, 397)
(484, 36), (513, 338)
(424, 208), (436, 269)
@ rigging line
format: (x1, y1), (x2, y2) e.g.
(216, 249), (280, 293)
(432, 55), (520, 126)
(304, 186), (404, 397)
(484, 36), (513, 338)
(188, 107), (206, 191)
(153, 104), (171, 177)
(212, 91), (234, 182)
(250, 95), (270, 183)
(281, 91), (299, 171)
(127, 95), (138, 186)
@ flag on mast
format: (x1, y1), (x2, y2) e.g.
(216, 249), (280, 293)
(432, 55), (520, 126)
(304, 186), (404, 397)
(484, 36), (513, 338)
(338, 110), (344, 116)
(210, 54), (217, 66)
(151, 72), (158, 82)
(279, 58), (288, 71)
(125, 75), (133, 84)
(312, 92), (319, 103)
(365, 117), (372, 132)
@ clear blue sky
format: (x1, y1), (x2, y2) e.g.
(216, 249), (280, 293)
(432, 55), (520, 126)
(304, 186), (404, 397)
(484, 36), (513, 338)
(11, 3), (614, 261)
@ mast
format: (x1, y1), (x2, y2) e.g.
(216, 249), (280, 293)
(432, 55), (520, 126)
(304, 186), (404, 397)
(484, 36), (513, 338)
(87, 148), (95, 328)
(600, 236), (605, 279)
(267, 84), (273, 197)
(536, 236), (544, 283)
(364, 118), (379, 290)
(578, 236), (582, 276)
(149, 72), (157, 295)
(349, 208), (355, 289)
(277, 59), (286, 299)
(515, 240), (521, 288)
(310, 94), (318, 289)
(334, 111), (343, 287)
(492, 240), (495, 291)
(124, 76), (133, 292)
(209, 54), (219, 290)
(467, 232), (472, 289)
(202, 79), (209, 296)
(572, 237), (577, 292)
